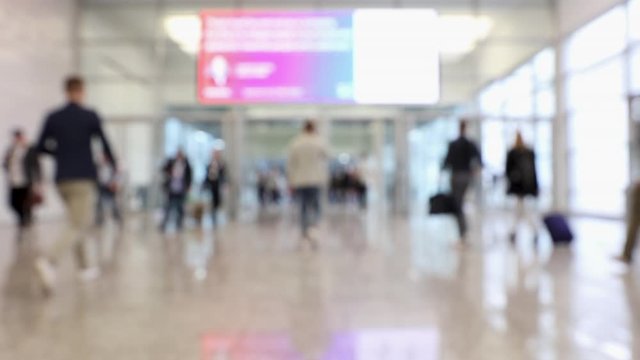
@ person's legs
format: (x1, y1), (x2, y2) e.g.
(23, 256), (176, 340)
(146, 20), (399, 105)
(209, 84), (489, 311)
(309, 187), (321, 227)
(95, 187), (106, 226)
(211, 185), (221, 226)
(49, 181), (95, 269)
(510, 197), (525, 241)
(161, 192), (174, 231)
(10, 187), (28, 227)
(297, 188), (312, 237)
(450, 172), (471, 240)
(176, 194), (186, 230)
(623, 184), (640, 261)
(110, 192), (122, 224)
(23, 189), (33, 227)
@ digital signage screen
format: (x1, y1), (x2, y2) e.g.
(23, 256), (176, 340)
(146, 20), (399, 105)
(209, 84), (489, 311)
(198, 10), (440, 105)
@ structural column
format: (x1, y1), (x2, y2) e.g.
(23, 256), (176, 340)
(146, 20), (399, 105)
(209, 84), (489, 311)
(393, 112), (412, 216)
(552, 39), (569, 212)
(223, 108), (245, 221)
(371, 118), (386, 209)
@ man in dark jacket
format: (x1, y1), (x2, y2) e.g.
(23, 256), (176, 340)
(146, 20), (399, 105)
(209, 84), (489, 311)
(506, 132), (539, 242)
(3, 129), (41, 229)
(443, 120), (482, 244)
(161, 149), (193, 232)
(34, 76), (117, 295)
(204, 150), (226, 227)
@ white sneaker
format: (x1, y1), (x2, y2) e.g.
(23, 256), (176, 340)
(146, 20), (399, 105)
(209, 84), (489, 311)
(35, 257), (56, 296)
(78, 267), (101, 282)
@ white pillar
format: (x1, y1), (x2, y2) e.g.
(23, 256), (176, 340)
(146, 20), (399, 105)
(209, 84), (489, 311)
(371, 118), (386, 209)
(223, 108), (245, 221)
(552, 38), (569, 212)
(394, 112), (413, 215)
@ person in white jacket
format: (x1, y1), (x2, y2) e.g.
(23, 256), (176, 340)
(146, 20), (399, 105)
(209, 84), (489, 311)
(287, 120), (328, 242)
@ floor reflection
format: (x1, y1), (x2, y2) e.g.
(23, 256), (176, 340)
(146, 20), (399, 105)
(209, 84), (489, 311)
(201, 329), (439, 360)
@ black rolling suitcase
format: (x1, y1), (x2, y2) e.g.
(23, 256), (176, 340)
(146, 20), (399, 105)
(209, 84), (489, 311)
(428, 193), (457, 215)
(543, 213), (574, 244)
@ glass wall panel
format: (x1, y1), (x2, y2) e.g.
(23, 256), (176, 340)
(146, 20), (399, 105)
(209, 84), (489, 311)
(479, 83), (506, 116)
(632, 46), (640, 93)
(630, 0), (640, 42)
(503, 65), (534, 118)
(481, 120), (507, 177)
(566, 57), (625, 112)
(533, 48), (555, 85)
(535, 86), (555, 118)
(564, 6), (627, 73)
(567, 93), (628, 215)
(535, 120), (553, 209)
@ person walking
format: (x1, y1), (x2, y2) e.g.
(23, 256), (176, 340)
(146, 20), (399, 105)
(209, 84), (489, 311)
(3, 129), (41, 230)
(287, 120), (328, 244)
(95, 152), (122, 227)
(443, 120), (482, 244)
(618, 181), (640, 264)
(160, 149), (192, 232)
(203, 150), (226, 227)
(34, 76), (117, 294)
(505, 132), (539, 243)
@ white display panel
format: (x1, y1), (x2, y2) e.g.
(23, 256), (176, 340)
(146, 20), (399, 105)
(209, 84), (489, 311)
(352, 9), (440, 105)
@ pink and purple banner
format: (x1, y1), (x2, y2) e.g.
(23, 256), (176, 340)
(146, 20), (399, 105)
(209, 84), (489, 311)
(197, 10), (440, 105)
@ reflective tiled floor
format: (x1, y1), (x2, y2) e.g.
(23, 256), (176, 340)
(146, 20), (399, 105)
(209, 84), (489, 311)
(0, 206), (638, 359)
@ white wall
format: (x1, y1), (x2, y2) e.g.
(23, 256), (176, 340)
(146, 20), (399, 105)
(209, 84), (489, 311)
(0, 0), (77, 223)
(558, 0), (623, 35)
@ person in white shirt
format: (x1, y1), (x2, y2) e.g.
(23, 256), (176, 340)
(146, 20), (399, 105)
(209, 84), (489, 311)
(287, 120), (328, 243)
(3, 129), (41, 229)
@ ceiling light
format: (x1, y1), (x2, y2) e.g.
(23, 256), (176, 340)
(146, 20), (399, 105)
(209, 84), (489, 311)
(164, 15), (201, 55)
(438, 15), (493, 60)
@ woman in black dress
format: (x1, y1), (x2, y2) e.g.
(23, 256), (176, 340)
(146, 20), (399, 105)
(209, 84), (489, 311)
(506, 132), (539, 242)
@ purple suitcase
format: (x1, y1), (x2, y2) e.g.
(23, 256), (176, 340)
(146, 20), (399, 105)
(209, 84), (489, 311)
(543, 214), (574, 244)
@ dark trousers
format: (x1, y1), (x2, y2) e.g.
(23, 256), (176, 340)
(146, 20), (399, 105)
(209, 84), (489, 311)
(451, 172), (472, 239)
(96, 187), (121, 226)
(296, 187), (321, 236)
(210, 182), (222, 225)
(10, 187), (31, 227)
(162, 193), (186, 231)
(623, 183), (640, 260)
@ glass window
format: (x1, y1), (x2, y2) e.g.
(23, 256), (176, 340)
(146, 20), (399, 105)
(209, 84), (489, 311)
(535, 86), (556, 118)
(535, 120), (553, 209)
(479, 82), (506, 116)
(632, 46), (640, 93)
(568, 98), (629, 216)
(532, 48), (555, 85)
(502, 66), (535, 118)
(566, 57), (625, 112)
(564, 6), (627, 73)
(481, 120), (507, 176)
(630, 0), (640, 41)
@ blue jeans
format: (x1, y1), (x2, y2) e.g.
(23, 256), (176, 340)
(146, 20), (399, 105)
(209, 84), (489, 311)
(162, 193), (186, 231)
(296, 187), (321, 236)
(96, 187), (121, 226)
